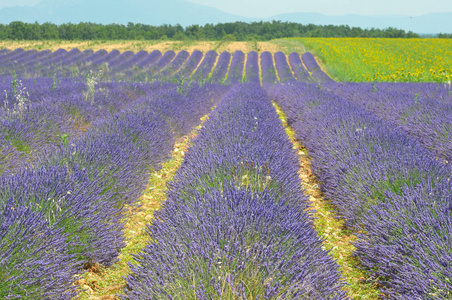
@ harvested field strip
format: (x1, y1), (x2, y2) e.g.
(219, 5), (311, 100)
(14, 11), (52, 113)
(76, 114), (210, 299)
(272, 101), (381, 299)
(0, 40), (283, 54)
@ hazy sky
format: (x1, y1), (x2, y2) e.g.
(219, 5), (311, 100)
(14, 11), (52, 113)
(1, 0), (452, 17)
(186, 0), (452, 17)
(0, 0), (41, 8)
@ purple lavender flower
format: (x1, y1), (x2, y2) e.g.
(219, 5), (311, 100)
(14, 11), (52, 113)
(210, 51), (231, 83)
(244, 51), (260, 83)
(288, 52), (313, 82)
(173, 50), (203, 80)
(260, 51), (278, 86)
(301, 52), (334, 82)
(191, 50), (217, 82)
(124, 83), (346, 299)
(274, 51), (296, 83)
(269, 82), (452, 298)
(225, 51), (245, 84)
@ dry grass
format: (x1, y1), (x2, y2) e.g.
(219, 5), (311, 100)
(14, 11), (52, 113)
(75, 115), (209, 299)
(272, 102), (382, 299)
(242, 53), (247, 81)
(0, 40), (282, 54)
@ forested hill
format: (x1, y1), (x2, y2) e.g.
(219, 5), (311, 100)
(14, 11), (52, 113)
(0, 21), (423, 40)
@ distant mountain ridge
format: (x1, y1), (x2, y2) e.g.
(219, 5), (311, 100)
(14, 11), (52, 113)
(0, 0), (253, 26)
(0, 0), (450, 34)
(271, 12), (452, 34)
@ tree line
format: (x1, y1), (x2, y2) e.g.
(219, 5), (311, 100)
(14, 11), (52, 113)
(0, 20), (426, 40)
(437, 33), (452, 38)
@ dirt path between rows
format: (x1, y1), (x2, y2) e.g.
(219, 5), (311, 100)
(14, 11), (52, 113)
(272, 102), (381, 299)
(75, 115), (209, 299)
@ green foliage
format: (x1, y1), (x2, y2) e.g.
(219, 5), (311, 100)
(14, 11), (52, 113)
(56, 133), (70, 148)
(0, 20), (424, 41)
(221, 34), (236, 41)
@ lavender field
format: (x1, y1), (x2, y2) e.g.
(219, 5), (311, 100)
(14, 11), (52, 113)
(0, 48), (451, 299)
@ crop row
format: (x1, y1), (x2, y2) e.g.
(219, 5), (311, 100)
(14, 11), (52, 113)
(326, 82), (452, 163)
(7, 46), (451, 299)
(0, 81), (228, 298)
(0, 78), (152, 173)
(268, 82), (452, 299)
(0, 48), (333, 84)
(124, 83), (346, 299)
(2, 65), (450, 298)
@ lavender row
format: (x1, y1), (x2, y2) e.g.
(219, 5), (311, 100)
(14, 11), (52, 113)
(274, 51), (296, 83)
(328, 82), (452, 163)
(0, 48), (45, 73)
(55, 49), (108, 78)
(124, 83), (346, 299)
(210, 51), (231, 83)
(4, 49), (156, 82)
(301, 52), (334, 82)
(173, 50), (203, 79)
(2, 48), (87, 78)
(0, 100), (163, 299)
(0, 82), (228, 298)
(20, 49), (52, 72)
(41, 49), (93, 77)
(1, 101), (172, 297)
(269, 82), (452, 299)
(288, 52), (313, 82)
(0, 49), (33, 66)
(155, 50), (189, 81)
(244, 51), (260, 83)
(107, 51), (135, 70)
(0, 49), (35, 71)
(0, 48), (11, 59)
(120, 50), (173, 82)
(191, 50), (218, 82)
(0, 49), (326, 84)
(143, 50), (175, 80)
(123, 50), (162, 82)
(225, 50), (245, 84)
(260, 51), (278, 87)
(0, 78), (151, 173)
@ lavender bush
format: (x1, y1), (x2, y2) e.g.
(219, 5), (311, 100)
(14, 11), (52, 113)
(288, 52), (312, 82)
(269, 82), (452, 298)
(274, 52), (295, 83)
(260, 51), (277, 87)
(210, 51), (231, 83)
(191, 50), (218, 83)
(124, 83), (346, 299)
(329, 82), (452, 163)
(244, 51), (260, 83)
(301, 52), (334, 82)
(156, 50), (190, 81)
(173, 50), (203, 80)
(1, 75), (227, 297)
(225, 51), (245, 84)
(146, 50), (176, 79)
(0, 204), (79, 299)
